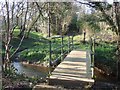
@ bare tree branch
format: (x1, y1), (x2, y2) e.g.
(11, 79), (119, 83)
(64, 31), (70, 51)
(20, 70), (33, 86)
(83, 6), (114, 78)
(10, 34), (25, 58)
(74, 0), (95, 7)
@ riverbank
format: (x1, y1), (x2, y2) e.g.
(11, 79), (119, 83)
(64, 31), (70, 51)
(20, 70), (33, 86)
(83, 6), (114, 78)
(2, 73), (48, 89)
(21, 61), (51, 73)
(3, 66), (120, 90)
(12, 61), (51, 78)
(2, 61), (51, 89)
(33, 67), (120, 90)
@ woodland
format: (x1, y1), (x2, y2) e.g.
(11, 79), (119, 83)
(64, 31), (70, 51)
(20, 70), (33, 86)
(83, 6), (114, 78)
(0, 0), (120, 89)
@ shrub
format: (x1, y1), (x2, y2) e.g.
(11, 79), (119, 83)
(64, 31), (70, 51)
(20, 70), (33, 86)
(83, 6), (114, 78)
(20, 49), (46, 62)
(95, 42), (117, 73)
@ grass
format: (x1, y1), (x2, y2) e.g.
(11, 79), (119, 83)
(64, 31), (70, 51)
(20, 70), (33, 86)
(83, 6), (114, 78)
(8, 30), (90, 64)
(3, 28), (118, 79)
(95, 42), (117, 74)
(3, 29), (117, 73)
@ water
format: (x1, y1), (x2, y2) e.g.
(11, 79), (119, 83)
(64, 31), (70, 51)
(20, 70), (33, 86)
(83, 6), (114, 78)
(12, 62), (47, 78)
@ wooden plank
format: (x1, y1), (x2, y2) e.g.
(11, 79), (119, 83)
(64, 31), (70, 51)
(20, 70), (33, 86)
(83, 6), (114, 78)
(50, 50), (94, 84)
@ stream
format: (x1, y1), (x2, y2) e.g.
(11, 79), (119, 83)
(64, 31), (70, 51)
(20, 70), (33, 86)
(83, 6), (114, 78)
(12, 62), (48, 78)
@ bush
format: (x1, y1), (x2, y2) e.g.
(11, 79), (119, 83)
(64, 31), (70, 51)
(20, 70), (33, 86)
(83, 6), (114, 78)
(20, 49), (46, 62)
(95, 42), (117, 73)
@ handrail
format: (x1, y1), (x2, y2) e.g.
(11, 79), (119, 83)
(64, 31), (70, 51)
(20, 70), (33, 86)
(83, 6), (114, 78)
(90, 37), (95, 78)
(49, 35), (74, 68)
(90, 37), (95, 67)
(46, 35), (69, 40)
(52, 50), (68, 67)
(51, 45), (64, 53)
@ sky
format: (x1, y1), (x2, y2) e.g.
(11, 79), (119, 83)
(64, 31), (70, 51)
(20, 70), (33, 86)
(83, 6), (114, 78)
(0, 0), (119, 3)
(0, 0), (120, 3)
(0, 0), (119, 14)
(107, 0), (113, 4)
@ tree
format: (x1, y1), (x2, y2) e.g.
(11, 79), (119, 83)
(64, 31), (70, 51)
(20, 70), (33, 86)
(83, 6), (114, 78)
(67, 13), (79, 35)
(18, 2), (28, 38)
(75, 0), (120, 81)
(77, 10), (102, 42)
(1, 1), (28, 72)
(4, 2), (11, 71)
(26, 2), (44, 38)
(48, 2), (73, 35)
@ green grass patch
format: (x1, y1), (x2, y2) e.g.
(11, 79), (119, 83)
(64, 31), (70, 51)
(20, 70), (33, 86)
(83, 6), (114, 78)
(95, 42), (117, 73)
(7, 30), (92, 64)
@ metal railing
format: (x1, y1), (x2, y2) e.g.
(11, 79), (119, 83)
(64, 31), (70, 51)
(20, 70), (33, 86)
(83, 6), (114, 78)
(90, 37), (95, 78)
(48, 35), (95, 77)
(47, 35), (74, 74)
(48, 35), (74, 69)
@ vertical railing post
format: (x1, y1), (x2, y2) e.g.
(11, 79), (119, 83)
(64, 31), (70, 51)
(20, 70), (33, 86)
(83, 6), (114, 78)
(90, 37), (95, 78)
(49, 39), (52, 66)
(90, 37), (92, 54)
(92, 37), (95, 67)
(72, 35), (74, 50)
(68, 36), (70, 53)
(61, 36), (63, 61)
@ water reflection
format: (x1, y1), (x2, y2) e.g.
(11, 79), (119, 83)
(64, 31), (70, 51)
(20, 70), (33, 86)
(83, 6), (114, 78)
(12, 62), (47, 78)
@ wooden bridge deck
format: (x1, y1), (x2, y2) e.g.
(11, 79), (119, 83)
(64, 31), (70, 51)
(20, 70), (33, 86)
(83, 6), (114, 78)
(49, 50), (94, 87)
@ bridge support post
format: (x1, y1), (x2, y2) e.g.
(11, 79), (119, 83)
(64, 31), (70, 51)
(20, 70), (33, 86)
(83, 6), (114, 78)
(72, 35), (74, 50)
(90, 37), (95, 78)
(91, 37), (95, 68)
(68, 36), (70, 53)
(61, 36), (63, 61)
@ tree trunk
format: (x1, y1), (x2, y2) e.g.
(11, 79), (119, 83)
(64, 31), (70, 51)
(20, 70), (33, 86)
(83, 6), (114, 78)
(5, 45), (10, 71)
(4, 2), (10, 71)
(26, 14), (40, 38)
(117, 34), (120, 81)
(114, 2), (120, 81)
(18, 2), (28, 38)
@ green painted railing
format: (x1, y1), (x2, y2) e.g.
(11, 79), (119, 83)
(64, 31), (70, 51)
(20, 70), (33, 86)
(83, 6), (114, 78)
(49, 35), (74, 68)
(90, 37), (95, 78)
(48, 35), (95, 77)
